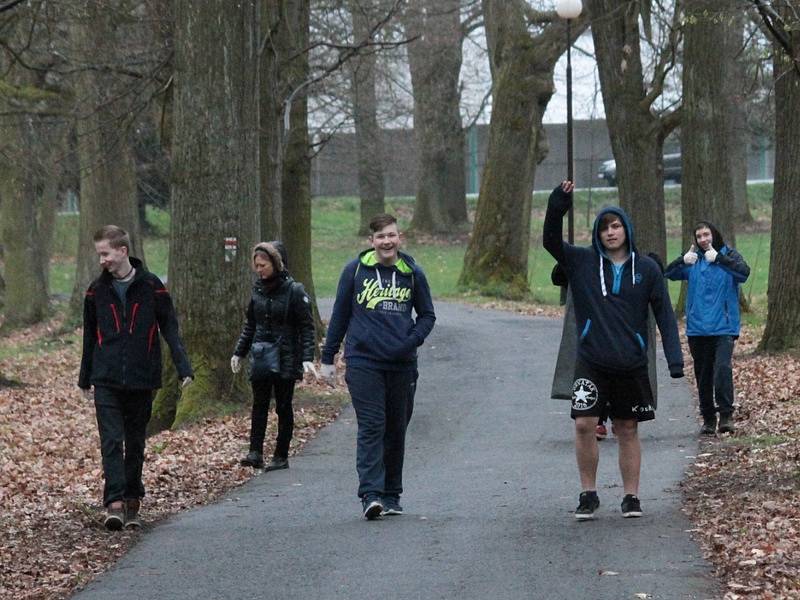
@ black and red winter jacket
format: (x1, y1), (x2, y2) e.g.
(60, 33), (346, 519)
(78, 258), (193, 390)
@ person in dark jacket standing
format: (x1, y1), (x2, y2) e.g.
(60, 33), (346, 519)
(231, 242), (316, 472)
(544, 182), (684, 520)
(665, 221), (750, 435)
(79, 225), (193, 531)
(320, 214), (436, 520)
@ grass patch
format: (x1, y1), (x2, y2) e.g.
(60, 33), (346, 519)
(34, 183), (773, 326)
(727, 434), (789, 448)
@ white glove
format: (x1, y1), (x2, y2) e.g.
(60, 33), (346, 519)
(181, 376), (193, 388)
(230, 355), (242, 374)
(81, 388), (93, 401)
(320, 363), (336, 382)
(302, 361), (318, 378)
(704, 248), (718, 263)
(683, 247), (698, 265)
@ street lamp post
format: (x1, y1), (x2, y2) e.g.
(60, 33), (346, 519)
(554, 0), (582, 246)
(555, 0), (581, 305)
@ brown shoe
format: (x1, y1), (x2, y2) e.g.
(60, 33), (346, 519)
(124, 499), (142, 530)
(104, 502), (125, 531)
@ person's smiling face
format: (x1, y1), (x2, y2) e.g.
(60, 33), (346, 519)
(94, 239), (129, 277)
(695, 226), (713, 251)
(369, 223), (400, 265)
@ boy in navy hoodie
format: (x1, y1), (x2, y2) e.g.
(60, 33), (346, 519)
(321, 214), (436, 519)
(544, 181), (683, 520)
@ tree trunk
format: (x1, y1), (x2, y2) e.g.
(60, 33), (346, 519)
(0, 117), (49, 329)
(68, 1), (145, 319)
(152, 0), (260, 430)
(276, 0), (323, 341)
(459, 0), (584, 298)
(260, 2), (283, 241)
(681, 0), (736, 249)
(727, 11), (754, 228)
(349, 0), (386, 236)
(589, 0), (671, 260)
(759, 12), (800, 352)
(404, 0), (468, 235)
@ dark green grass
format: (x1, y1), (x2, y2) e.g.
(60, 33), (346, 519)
(38, 184), (774, 325)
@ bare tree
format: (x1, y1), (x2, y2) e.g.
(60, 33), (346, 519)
(348, 0), (386, 235)
(587, 0), (682, 260)
(458, 2), (587, 298)
(403, 0), (469, 234)
(681, 0), (738, 245)
(0, 2), (69, 328)
(750, 0), (800, 351)
(150, 0), (260, 430)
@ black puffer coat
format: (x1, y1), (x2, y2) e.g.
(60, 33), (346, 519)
(233, 275), (315, 381)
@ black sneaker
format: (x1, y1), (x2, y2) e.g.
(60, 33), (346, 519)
(240, 451), (264, 468)
(381, 495), (403, 516)
(575, 491), (600, 520)
(621, 494), (643, 518)
(361, 496), (383, 520)
(264, 456), (289, 472)
(717, 414), (735, 434)
(700, 416), (717, 435)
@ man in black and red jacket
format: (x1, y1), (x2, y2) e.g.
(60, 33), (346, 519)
(79, 225), (193, 530)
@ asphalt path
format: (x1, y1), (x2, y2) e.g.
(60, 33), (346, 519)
(74, 301), (718, 600)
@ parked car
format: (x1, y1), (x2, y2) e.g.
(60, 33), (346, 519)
(597, 152), (682, 186)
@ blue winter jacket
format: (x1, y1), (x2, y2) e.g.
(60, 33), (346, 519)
(321, 249), (436, 370)
(664, 246), (749, 337)
(543, 186), (684, 375)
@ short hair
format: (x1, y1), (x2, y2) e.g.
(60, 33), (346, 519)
(252, 241), (284, 272)
(368, 213), (397, 234)
(93, 225), (130, 251)
(598, 213), (622, 232)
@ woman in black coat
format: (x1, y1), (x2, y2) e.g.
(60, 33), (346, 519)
(231, 242), (317, 470)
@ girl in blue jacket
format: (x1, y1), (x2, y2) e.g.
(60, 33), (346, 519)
(665, 221), (750, 435)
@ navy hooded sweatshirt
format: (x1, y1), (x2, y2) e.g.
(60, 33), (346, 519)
(543, 186), (683, 375)
(321, 249), (436, 371)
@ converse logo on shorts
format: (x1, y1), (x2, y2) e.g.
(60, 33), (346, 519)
(572, 378), (598, 411)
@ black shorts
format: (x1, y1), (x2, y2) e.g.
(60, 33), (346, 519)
(570, 360), (655, 422)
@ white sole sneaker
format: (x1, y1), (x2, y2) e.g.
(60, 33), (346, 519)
(363, 500), (383, 520)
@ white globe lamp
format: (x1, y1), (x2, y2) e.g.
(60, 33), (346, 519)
(554, 0), (583, 19)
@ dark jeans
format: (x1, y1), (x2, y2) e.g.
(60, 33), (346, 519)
(94, 386), (153, 507)
(249, 377), (295, 458)
(345, 366), (417, 499)
(688, 335), (735, 417)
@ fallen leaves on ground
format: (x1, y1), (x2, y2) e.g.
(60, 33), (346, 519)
(0, 319), (343, 600)
(681, 325), (800, 599)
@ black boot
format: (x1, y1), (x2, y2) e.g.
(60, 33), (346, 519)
(263, 455), (289, 472)
(718, 413), (735, 434)
(700, 415), (717, 435)
(240, 450), (264, 468)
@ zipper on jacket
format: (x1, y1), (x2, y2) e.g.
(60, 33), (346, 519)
(580, 319), (592, 340)
(147, 324), (157, 353)
(109, 304), (121, 333)
(129, 303), (140, 333)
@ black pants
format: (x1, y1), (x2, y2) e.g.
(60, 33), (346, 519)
(345, 366), (417, 499)
(688, 335), (735, 418)
(249, 377), (295, 458)
(94, 386), (153, 507)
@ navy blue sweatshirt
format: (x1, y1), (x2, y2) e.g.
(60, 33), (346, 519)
(543, 186), (683, 375)
(321, 249), (436, 370)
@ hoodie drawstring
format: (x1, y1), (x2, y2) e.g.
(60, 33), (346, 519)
(374, 267), (397, 296)
(600, 251), (637, 298)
